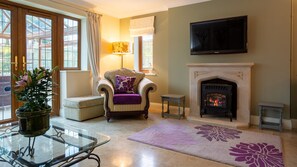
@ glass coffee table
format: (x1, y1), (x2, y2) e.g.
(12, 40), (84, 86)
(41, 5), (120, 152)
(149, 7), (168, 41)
(0, 121), (110, 167)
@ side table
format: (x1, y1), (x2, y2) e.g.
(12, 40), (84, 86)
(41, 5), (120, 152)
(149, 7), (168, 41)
(161, 94), (185, 119)
(258, 102), (284, 131)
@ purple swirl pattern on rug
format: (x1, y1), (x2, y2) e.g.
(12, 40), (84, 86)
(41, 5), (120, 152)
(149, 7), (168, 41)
(195, 125), (242, 142)
(229, 142), (284, 167)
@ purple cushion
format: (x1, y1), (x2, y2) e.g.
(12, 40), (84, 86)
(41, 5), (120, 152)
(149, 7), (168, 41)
(115, 75), (136, 94)
(113, 94), (142, 104)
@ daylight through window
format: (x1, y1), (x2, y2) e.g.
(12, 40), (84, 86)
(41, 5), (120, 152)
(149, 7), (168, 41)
(26, 15), (52, 70)
(141, 35), (153, 70)
(63, 18), (79, 69)
(0, 9), (11, 76)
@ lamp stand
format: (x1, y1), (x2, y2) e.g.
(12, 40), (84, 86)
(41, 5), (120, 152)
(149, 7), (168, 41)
(120, 54), (123, 68)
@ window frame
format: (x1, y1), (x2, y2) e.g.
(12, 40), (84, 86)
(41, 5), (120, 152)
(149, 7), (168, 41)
(137, 35), (153, 73)
(61, 16), (81, 70)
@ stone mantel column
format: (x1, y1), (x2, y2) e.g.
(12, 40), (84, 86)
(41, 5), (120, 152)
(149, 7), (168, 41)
(187, 63), (254, 127)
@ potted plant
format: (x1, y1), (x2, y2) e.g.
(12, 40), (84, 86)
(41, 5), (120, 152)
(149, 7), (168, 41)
(14, 66), (58, 137)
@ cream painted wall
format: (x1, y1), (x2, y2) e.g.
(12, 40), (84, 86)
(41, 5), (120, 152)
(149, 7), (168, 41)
(168, 0), (291, 118)
(120, 12), (169, 102)
(119, 19), (134, 69)
(100, 15), (121, 76)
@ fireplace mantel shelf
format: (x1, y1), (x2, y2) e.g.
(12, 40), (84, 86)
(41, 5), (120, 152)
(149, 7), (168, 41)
(187, 63), (255, 67)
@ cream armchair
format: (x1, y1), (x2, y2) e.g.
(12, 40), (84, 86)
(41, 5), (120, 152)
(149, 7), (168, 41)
(97, 68), (157, 122)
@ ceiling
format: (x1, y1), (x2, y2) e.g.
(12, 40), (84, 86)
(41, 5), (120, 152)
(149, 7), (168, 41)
(60, 0), (211, 18)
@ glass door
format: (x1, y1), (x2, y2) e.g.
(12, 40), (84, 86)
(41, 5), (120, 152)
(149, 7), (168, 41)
(0, 4), (19, 124)
(0, 6), (59, 124)
(0, 5), (17, 123)
(0, 8), (12, 121)
(23, 11), (57, 113)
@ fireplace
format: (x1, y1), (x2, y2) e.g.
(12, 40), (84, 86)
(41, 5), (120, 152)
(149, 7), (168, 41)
(200, 79), (237, 121)
(187, 63), (254, 128)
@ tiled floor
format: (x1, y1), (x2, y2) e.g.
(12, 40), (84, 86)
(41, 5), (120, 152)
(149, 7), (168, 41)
(1, 109), (297, 167)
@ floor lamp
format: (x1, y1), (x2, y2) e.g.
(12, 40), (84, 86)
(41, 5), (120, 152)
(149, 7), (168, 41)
(112, 41), (130, 68)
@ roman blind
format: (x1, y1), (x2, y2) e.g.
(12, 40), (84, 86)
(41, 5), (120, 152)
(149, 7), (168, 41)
(130, 16), (155, 37)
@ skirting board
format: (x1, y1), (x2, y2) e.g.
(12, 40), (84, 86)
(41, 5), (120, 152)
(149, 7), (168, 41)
(151, 103), (294, 129)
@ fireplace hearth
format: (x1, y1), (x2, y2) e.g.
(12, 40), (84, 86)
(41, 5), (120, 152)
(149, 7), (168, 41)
(200, 79), (237, 121)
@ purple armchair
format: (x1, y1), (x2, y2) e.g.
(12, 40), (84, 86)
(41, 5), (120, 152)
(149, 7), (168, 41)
(97, 68), (157, 122)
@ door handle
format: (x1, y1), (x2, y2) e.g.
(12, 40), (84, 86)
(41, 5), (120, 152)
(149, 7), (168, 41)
(10, 56), (18, 71)
(22, 56), (26, 71)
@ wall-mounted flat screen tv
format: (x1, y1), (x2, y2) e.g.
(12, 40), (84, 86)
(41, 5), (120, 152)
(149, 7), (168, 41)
(190, 16), (247, 55)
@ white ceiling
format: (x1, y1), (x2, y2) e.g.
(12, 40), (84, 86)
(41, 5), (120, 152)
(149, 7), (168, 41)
(62, 0), (211, 18)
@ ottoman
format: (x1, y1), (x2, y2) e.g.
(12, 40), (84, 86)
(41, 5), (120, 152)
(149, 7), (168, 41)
(64, 96), (104, 121)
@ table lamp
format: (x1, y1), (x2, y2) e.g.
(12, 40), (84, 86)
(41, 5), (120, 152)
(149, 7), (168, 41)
(112, 41), (130, 68)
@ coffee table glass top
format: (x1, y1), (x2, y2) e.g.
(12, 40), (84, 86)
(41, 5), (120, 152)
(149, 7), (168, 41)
(0, 121), (110, 166)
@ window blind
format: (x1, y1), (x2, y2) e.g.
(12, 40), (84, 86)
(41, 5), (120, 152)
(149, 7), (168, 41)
(130, 16), (155, 37)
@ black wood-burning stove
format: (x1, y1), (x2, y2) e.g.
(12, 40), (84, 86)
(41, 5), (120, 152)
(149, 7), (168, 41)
(200, 79), (237, 121)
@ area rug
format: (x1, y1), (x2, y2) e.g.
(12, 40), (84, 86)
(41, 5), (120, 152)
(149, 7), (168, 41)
(128, 120), (284, 167)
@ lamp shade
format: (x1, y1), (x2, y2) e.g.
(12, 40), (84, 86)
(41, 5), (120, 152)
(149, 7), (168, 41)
(112, 42), (130, 54)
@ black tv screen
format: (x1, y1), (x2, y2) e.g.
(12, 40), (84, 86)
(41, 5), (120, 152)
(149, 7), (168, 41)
(190, 16), (247, 55)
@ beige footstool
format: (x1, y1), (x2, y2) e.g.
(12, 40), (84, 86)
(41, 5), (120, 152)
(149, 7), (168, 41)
(64, 96), (104, 121)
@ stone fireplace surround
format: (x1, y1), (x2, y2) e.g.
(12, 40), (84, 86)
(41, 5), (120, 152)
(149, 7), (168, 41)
(187, 63), (254, 128)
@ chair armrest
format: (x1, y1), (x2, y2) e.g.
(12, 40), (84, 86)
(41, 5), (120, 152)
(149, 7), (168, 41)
(98, 79), (114, 94)
(138, 78), (157, 110)
(97, 79), (114, 111)
(138, 78), (157, 96)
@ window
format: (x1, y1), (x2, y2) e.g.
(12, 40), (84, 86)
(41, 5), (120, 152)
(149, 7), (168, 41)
(130, 16), (154, 73)
(26, 15), (52, 70)
(63, 17), (80, 69)
(137, 35), (153, 72)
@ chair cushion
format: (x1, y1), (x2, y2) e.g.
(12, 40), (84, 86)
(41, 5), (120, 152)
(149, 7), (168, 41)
(104, 68), (145, 93)
(115, 75), (136, 94)
(113, 94), (142, 104)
